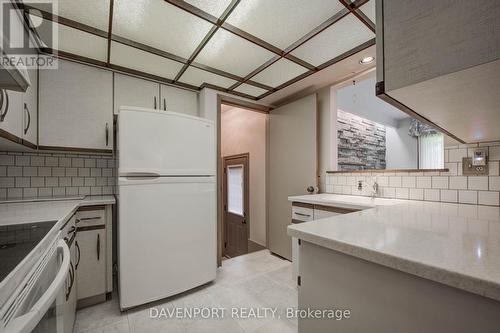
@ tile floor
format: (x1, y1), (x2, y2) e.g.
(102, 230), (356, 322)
(75, 250), (297, 333)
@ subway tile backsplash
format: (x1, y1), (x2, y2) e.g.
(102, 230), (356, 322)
(325, 142), (500, 206)
(0, 151), (115, 200)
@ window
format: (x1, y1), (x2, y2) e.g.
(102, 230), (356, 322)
(227, 165), (244, 216)
(419, 133), (444, 169)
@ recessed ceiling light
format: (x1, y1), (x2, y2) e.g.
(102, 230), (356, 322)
(359, 56), (375, 64)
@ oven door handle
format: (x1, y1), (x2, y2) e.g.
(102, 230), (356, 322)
(7, 239), (70, 333)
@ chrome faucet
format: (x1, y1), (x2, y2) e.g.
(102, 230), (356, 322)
(371, 178), (379, 198)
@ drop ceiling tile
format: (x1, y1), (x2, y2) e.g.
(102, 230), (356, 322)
(184, 0), (233, 18)
(178, 66), (237, 88)
(252, 58), (308, 88)
(290, 14), (374, 67)
(29, 0), (110, 31)
(194, 29), (275, 77)
(226, 0), (345, 50)
(113, 0), (214, 59)
(359, 0), (376, 24)
(58, 24), (108, 61)
(32, 18), (108, 61)
(234, 83), (268, 97)
(110, 41), (184, 79)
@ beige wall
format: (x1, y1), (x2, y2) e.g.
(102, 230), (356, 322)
(221, 106), (267, 247)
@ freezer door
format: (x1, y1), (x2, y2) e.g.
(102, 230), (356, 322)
(118, 176), (216, 309)
(118, 107), (215, 176)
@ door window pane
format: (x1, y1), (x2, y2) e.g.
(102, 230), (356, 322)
(227, 165), (244, 216)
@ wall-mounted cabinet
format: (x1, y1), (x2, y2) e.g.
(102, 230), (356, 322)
(114, 74), (160, 114)
(376, 0), (500, 143)
(39, 60), (113, 152)
(160, 84), (198, 116)
(114, 74), (198, 116)
(0, 64), (38, 148)
(23, 67), (38, 146)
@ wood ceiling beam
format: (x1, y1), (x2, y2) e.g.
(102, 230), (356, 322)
(164, 0), (315, 71)
(23, 4), (271, 93)
(256, 38), (376, 100)
(174, 0), (241, 82)
(339, 0), (375, 33)
(106, 0), (114, 65)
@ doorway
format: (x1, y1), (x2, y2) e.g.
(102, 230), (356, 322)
(223, 154), (249, 258)
(219, 101), (268, 261)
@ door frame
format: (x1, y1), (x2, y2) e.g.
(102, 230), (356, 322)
(222, 153), (250, 258)
(216, 95), (271, 266)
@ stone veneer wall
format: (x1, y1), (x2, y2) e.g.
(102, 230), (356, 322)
(0, 151), (115, 200)
(325, 142), (500, 206)
(337, 110), (386, 170)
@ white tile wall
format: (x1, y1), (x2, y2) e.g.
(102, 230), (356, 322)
(0, 152), (115, 200)
(325, 142), (500, 206)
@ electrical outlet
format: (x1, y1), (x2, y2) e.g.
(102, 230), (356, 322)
(462, 157), (489, 175)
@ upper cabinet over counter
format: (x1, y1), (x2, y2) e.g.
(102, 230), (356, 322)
(376, 0), (500, 144)
(39, 60), (114, 153)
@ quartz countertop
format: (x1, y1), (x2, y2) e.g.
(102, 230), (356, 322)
(287, 194), (500, 302)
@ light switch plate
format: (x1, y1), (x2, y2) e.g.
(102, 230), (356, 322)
(462, 157), (489, 175)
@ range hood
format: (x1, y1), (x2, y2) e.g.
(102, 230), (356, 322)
(375, 0), (500, 144)
(0, 50), (31, 92)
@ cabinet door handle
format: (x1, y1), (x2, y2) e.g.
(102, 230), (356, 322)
(0, 90), (9, 122)
(23, 103), (31, 134)
(97, 233), (100, 261)
(75, 240), (81, 269)
(154, 96), (157, 109)
(105, 122), (109, 146)
(294, 212), (311, 217)
(163, 98), (166, 111)
(76, 216), (101, 223)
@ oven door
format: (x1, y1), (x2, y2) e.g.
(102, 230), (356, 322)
(2, 239), (70, 333)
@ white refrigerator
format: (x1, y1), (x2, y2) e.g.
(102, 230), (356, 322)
(117, 107), (216, 310)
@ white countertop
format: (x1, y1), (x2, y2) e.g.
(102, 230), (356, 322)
(0, 195), (116, 306)
(287, 194), (500, 302)
(0, 195), (116, 226)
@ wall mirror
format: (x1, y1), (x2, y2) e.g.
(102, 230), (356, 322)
(334, 72), (448, 172)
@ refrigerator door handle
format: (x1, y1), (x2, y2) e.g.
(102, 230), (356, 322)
(123, 172), (161, 178)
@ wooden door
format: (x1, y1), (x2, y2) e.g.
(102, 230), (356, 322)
(114, 73), (160, 114)
(268, 94), (317, 260)
(223, 154), (249, 258)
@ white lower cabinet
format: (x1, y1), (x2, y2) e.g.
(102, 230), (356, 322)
(75, 206), (111, 308)
(291, 202), (359, 282)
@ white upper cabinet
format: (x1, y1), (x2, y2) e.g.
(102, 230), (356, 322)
(113, 73), (160, 114)
(22, 66), (38, 145)
(39, 59), (113, 151)
(160, 84), (198, 116)
(0, 62), (37, 146)
(377, 0), (500, 143)
(0, 89), (23, 139)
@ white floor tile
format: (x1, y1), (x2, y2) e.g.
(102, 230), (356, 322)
(75, 250), (296, 333)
